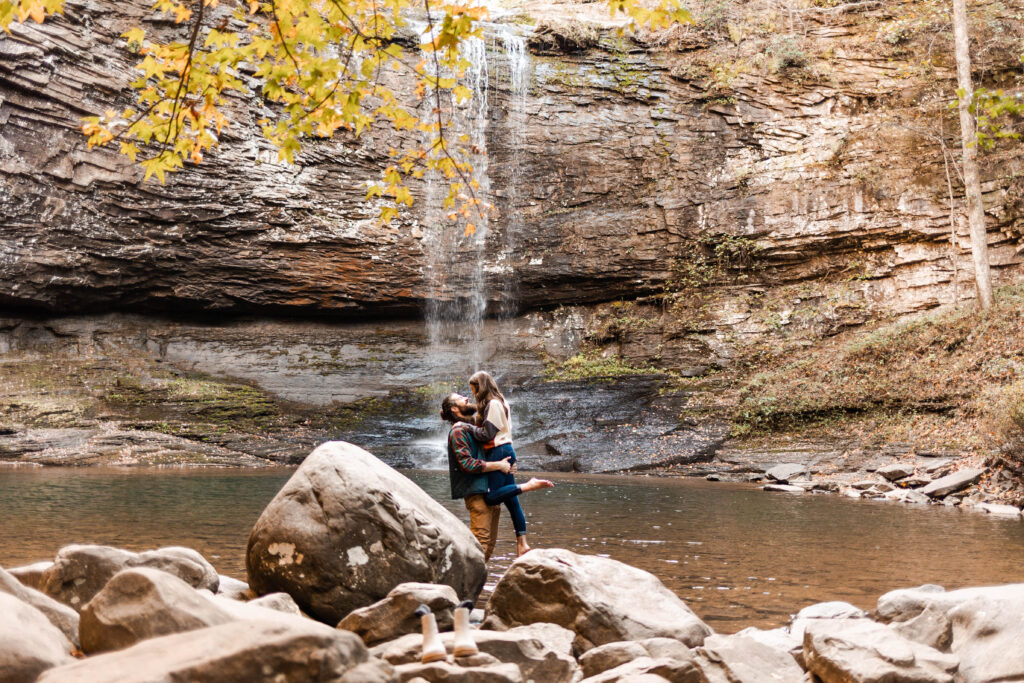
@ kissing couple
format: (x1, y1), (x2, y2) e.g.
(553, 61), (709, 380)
(441, 371), (554, 559)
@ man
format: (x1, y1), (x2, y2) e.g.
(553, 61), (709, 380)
(440, 393), (511, 561)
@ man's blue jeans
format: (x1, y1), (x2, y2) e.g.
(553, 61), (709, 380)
(483, 443), (526, 536)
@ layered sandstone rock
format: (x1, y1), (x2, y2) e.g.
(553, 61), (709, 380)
(2, 0), (1022, 322)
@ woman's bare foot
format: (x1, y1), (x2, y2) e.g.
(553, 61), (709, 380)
(516, 537), (532, 556)
(520, 478), (555, 493)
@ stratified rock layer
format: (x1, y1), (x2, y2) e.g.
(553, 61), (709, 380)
(2, 1), (1022, 319)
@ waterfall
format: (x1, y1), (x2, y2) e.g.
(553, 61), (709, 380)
(415, 18), (531, 468)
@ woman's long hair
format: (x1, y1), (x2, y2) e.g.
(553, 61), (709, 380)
(469, 371), (509, 425)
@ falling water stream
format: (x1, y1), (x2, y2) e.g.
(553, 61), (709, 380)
(417, 17), (532, 467)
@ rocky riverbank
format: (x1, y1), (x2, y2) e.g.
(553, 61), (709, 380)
(2, 441), (1022, 682)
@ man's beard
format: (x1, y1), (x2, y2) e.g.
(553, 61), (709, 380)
(459, 404), (478, 418)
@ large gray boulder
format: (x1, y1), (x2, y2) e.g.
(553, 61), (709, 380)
(246, 441), (485, 624)
(877, 584), (1024, 682)
(37, 618), (393, 683)
(372, 623), (580, 683)
(802, 618), (958, 683)
(38, 544), (218, 610)
(0, 565), (80, 647)
(339, 582), (459, 645)
(0, 592), (74, 683)
(485, 549), (712, 652)
(80, 567), (236, 653)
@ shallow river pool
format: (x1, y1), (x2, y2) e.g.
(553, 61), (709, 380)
(2, 466), (1023, 632)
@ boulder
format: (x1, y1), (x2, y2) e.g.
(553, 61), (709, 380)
(891, 605), (952, 652)
(693, 633), (803, 683)
(371, 623), (580, 682)
(0, 565), (80, 647)
(393, 660), (522, 682)
(39, 544), (218, 610)
(37, 618), (392, 683)
(877, 463), (915, 481)
(0, 592), (74, 683)
(802, 619), (958, 683)
(579, 642), (648, 678)
(919, 468), (985, 498)
(581, 638), (693, 679)
(7, 561), (53, 591)
(339, 582), (459, 645)
(248, 592), (303, 616)
(79, 567), (236, 654)
(732, 627), (801, 662)
(787, 601), (866, 642)
(216, 575), (253, 601)
(877, 584), (1024, 682)
(485, 549), (711, 652)
(764, 464), (809, 484)
(246, 441), (485, 624)
(579, 656), (700, 683)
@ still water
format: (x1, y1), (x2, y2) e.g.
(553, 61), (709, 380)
(2, 466), (1023, 632)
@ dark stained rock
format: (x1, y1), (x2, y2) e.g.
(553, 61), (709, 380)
(79, 568), (235, 654)
(338, 582), (458, 646)
(484, 549), (711, 652)
(246, 441), (485, 624)
(37, 618), (393, 683)
(38, 544), (219, 611)
(0, 565), (80, 647)
(877, 463), (915, 481)
(0, 592), (74, 683)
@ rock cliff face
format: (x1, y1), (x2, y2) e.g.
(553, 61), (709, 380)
(3, 0), (1022, 319)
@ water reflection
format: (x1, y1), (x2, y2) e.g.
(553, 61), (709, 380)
(1, 467), (1022, 631)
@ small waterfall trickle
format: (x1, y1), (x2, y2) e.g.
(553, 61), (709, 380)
(416, 18), (532, 468)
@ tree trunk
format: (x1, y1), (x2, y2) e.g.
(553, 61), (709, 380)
(952, 0), (994, 309)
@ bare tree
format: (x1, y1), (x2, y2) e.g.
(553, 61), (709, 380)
(952, 0), (994, 308)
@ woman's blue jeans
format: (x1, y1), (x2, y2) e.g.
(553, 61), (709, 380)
(482, 443), (526, 537)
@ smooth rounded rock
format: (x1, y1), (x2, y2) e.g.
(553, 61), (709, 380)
(0, 592), (74, 683)
(0, 565), (80, 647)
(37, 618), (391, 683)
(485, 549), (711, 652)
(39, 544), (219, 611)
(246, 441), (485, 624)
(79, 567), (235, 654)
(339, 582), (459, 645)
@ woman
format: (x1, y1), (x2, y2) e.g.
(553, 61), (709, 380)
(461, 370), (553, 556)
